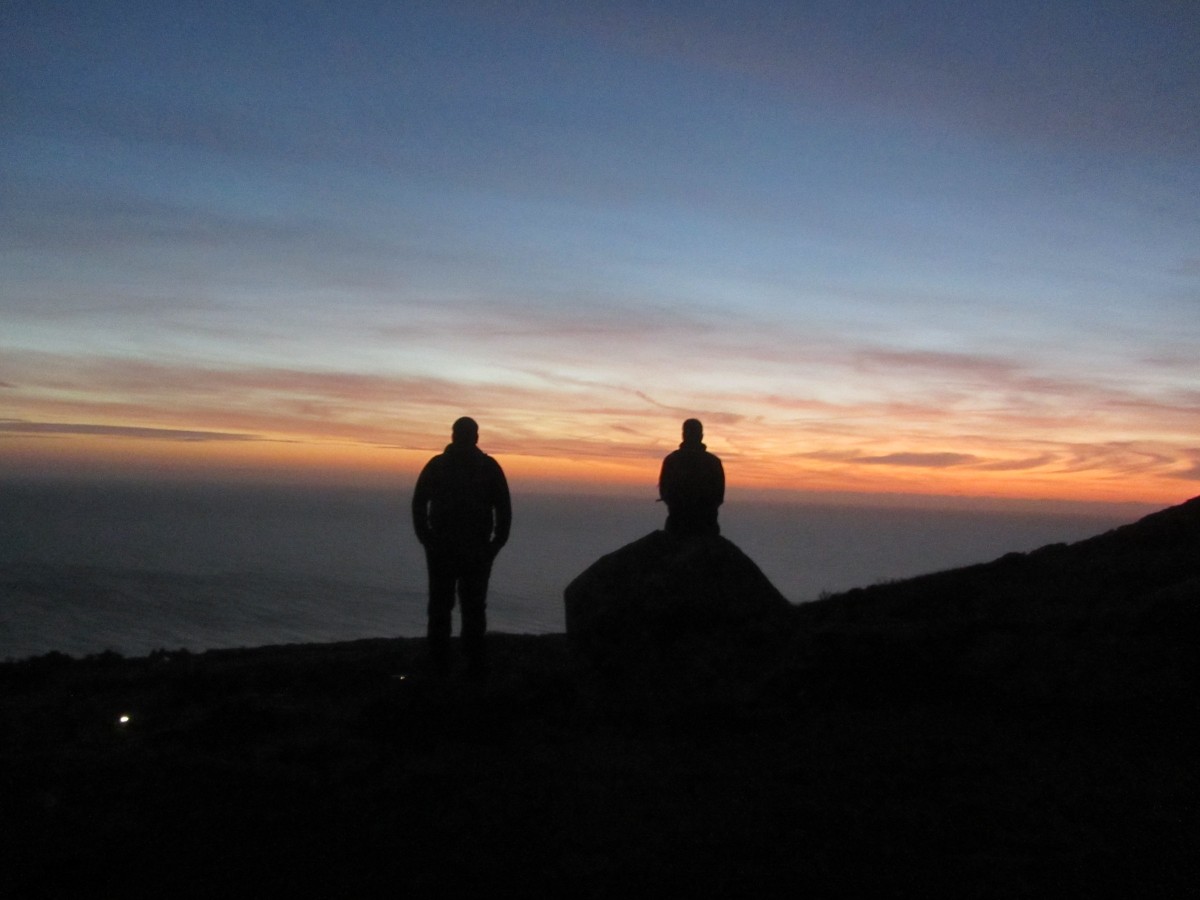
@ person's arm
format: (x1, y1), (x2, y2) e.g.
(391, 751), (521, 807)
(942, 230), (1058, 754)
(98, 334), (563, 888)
(658, 455), (673, 504)
(490, 462), (512, 551)
(411, 462), (434, 545)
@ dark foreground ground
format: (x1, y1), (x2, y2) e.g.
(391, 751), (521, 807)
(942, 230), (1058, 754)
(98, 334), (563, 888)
(2, 627), (1195, 899)
(4, 498), (1198, 898)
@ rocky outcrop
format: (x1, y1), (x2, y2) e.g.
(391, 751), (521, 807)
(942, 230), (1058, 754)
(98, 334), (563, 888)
(563, 530), (791, 655)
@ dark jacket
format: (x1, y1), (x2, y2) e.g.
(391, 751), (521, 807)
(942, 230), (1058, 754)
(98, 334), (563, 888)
(412, 443), (511, 550)
(658, 439), (725, 514)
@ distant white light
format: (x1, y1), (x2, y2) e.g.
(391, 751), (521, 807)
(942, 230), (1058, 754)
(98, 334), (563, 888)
(118, 715), (131, 725)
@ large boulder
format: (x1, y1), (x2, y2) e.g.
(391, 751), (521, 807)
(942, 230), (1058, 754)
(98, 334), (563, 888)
(564, 530), (792, 656)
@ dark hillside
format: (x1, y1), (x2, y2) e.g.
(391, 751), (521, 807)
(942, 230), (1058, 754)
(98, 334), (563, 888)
(2, 498), (1197, 897)
(808, 494), (1200, 618)
(785, 495), (1199, 710)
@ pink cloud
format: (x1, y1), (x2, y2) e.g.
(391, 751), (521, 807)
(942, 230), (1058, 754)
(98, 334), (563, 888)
(0, 421), (260, 442)
(1172, 450), (1200, 481)
(973, 454), (1059, 472)
(857, 452), (979, 468)
(855, 348), (1020, 380)
(631, 391), (745, 426)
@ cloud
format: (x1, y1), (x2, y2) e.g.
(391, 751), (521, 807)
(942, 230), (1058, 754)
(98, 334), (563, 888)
(855, 348), (1020, 380)
(1168, 449), (1200, 482)
(376, 293), (716, 353)
(0, 351), (693, 460)
(609, 424), (641, 436)
(0, 421), (260, 442)
(972, 454), (1059, 472)
(1054, 442), (1180, 477)
(857, 452), (979, 468)
(632, 391), (744, 426)
(797, 449), (979, 469)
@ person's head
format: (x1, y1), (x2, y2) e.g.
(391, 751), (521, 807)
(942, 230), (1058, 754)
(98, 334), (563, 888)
(451, 416), (479, 445)
(682, 418), (703, 443)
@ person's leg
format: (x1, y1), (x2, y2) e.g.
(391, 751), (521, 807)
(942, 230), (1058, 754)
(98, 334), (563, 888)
(425, 548), (456, 673)
(458, 547), (493, 676)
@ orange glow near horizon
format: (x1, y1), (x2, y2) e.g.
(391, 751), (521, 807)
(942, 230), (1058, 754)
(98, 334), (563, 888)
(2, 426), (1193, 510)
(4, 344), (1197, 511)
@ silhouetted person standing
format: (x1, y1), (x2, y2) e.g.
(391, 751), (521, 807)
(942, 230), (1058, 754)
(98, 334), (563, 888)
(412, 417), (511, 675)
(658, 418), (724, 537)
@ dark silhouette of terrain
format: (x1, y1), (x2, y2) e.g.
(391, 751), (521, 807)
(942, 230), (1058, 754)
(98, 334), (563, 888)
(787, 494), (1200, 711)
(2, 497), (1196, 897)
(564, 529), (789, 659)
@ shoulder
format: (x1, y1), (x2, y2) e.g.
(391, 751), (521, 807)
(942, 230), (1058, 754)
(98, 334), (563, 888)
(456, 446), (504, 474)
(416, 454), (445, 480)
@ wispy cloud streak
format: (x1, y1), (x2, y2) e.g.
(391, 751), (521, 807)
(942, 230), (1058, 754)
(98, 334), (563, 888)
(0, 421), (260, 442)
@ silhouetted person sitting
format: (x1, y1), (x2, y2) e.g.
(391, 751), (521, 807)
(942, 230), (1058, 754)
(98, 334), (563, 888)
(658, 418), (724, 537)
(412, 417), (511, 675)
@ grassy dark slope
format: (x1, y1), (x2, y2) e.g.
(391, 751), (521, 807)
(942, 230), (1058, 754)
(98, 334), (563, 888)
(790, 495), (1200, 710)
(3, 499), (1197, 898)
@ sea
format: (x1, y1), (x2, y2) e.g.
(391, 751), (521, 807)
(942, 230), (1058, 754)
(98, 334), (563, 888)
(0, 479), (1146, 661)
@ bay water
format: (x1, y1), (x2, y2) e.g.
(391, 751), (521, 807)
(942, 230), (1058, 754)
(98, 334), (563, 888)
(1, 480), (1139, 660)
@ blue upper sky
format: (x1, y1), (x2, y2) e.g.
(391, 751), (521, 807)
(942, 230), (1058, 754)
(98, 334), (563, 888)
(3, 0), (1198, 502)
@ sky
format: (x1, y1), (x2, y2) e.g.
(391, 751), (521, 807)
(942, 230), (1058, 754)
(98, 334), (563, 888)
(3, 0), (1198, 507)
